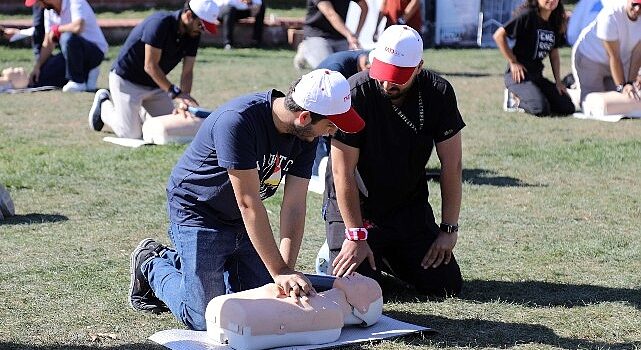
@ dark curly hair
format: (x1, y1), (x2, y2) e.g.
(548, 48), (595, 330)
(515, 0), (567, 34)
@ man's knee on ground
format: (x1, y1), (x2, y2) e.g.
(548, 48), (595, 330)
(183, 308), (208, 331)
(414, 264), (463, 297)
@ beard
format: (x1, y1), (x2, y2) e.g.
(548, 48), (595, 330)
(378, 82), (409, 101)
(287, 122), (316, 142)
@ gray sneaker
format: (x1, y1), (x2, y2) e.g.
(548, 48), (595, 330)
(129, 238), (170, 314)
(88, 89), (110, 131)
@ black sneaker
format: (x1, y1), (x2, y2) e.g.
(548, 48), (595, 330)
(129, 238), (170, 314)
(88, 89), (109, 131)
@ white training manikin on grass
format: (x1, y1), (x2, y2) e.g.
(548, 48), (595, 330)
(205, 273), (383, 350)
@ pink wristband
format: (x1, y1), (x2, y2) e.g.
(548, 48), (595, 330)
(51, 25), (61, 40)
(344, 227), (368, 241)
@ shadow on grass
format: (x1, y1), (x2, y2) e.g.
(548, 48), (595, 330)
(0, 213), (68, 226)
(462, 279), (641, 310)
(426, 168), (543, 187)
(379, 277), (640, 310)
(384, 311), (639, 349)
(0, 344), (164, 350)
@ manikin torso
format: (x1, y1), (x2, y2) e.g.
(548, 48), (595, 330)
(205, 273), (383, 350)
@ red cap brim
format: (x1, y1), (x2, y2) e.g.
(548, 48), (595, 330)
(327, 107), (365, 134)
(369, 58), (415, 85)
(202, 20), (217, 34)
(25, 0), (37, 7)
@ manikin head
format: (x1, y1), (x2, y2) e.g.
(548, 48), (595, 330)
(1, 67), (29, 89)
(333, 273), (383, 326)
(369, 25), (424, 101)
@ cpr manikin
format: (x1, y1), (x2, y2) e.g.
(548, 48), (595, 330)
(141, 106), (210, 145)
(205, 273), (383, 350)
(581, 91), (641, 118)
(0, 67), (29, 92)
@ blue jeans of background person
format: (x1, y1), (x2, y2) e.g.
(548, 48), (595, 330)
(143, 222), (271, 330)
(59, 32), (104, 83)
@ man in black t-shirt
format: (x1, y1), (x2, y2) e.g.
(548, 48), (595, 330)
(293, 0), (369, 70)
(324, 25), (464, 297)
(87, 0), (219, 139)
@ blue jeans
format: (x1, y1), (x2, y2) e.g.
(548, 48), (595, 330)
(143, 222), (271, 330)
(58, 32), (104, 83)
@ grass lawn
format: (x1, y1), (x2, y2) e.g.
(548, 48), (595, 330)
(0, 43), (640, 349)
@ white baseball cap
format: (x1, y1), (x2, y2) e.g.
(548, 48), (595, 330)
(189, 0), (219, 34)
(369, 25), (423, 85)
(292, 69), (364, 133)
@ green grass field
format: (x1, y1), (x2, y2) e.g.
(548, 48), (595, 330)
(1, 43), (640, 349)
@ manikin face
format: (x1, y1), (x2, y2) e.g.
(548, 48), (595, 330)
(537, 0), (559, 12)
(627, 0), (641, 21)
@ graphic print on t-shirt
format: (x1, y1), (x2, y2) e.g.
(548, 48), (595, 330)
(258, 153), (294, 199)
(534, 29), (555, 59)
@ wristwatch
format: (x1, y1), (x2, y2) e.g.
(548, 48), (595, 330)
(168, 84), (181, 99)
(616, 82), (632, 93)
(439, 222), (459, 234)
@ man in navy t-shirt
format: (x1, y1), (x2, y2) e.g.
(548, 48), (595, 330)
(129, 69), (365, 331)
(88, 0), (219, 139)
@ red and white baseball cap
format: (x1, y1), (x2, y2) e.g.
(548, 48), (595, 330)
(189, 0), (219, 34)
(292, 69), (365, 133)
(369, 25), (423, 85)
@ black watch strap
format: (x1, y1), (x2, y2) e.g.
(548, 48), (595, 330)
(440, 223), (459, 233)
(616, 82), (633, 93)
(168, 84), (181, 99)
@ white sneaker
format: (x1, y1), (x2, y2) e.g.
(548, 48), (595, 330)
(86, 66), (100, 91)
(62, 81), (87, 93)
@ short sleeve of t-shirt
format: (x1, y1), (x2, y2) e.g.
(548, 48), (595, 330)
(141, 16), (170, 49)
(70, 0), (83, 22)
(503, 11), (527, 40)
(596, 7), (619, 42)
(432, 79), (465, 143)
(213, 110), (258, 170)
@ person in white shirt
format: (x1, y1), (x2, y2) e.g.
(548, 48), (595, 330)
(26, 0), (108, 92)
(214, 0), (265, 49)
(572, 0), (641, 105)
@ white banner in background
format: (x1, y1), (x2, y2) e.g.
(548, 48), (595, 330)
(435, 0), (482, 46)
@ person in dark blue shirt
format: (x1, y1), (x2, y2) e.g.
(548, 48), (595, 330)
(128, 69), (365, 331)
(88, 0), (219, 139)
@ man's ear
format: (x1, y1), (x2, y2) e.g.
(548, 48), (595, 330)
(296, 110), (312, 127)
(417, 59), (424, 71)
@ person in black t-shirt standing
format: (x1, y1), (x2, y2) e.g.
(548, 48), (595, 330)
(493, 0), (575, 116)
(293, 0), (369, 70)
(87, 0), (219, 139)
(323, 25), (464, 297)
